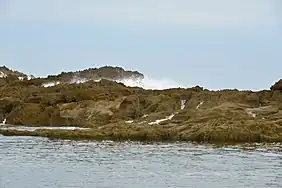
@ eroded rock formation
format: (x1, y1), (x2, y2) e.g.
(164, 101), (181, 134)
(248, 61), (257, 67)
(271, 79), (282, 91)
(1, 65), (282, 143)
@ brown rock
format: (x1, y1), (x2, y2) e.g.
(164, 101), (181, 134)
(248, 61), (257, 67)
(270, 79), (282, 91)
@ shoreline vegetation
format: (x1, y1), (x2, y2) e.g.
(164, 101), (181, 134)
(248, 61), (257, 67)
(1, 65), (282, 144)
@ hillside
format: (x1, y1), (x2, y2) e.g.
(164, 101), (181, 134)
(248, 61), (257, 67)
(1, 65), (282, 143)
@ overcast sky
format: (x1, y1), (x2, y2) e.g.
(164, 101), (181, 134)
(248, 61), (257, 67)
(1, 0), (282, 90)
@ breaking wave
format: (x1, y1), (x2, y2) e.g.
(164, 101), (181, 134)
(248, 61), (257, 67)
(116, 75), (185, 90)
(42, 75), (185, 90)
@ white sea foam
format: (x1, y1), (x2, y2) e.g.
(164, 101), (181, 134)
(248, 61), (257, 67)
(181, 100), (186, 110)
(148, 114), (175, 125)
(246, 108), (257, 118)
(196, 101), (204, 110)
(27, 75), (33, 80)
(41, 74), (185, 90)
(116, 75), (185, 90)
(1, 118), (6, 125)
(42, 81), (61, 87)
(69, 76), (88, 84)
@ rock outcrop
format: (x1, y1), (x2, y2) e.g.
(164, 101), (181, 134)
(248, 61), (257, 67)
(270, 79), (282, 91)
(44, 66), (144, 85)
(0, 66), (34, 80)
(1, 65), (282, 143)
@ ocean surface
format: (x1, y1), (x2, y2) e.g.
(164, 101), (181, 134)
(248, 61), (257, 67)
(0, 131), (282, 188)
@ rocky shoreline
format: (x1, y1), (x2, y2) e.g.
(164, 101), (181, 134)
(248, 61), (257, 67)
(1, 66), (282, 143)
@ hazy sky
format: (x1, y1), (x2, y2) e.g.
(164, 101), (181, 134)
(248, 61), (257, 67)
(1, 0), (282, 90)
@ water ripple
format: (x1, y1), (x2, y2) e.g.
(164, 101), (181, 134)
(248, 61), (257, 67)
(0, 136), (281, 188)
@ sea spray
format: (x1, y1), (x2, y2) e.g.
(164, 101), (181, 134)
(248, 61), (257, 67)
(42, 74), (185, 90)
(69, 76), (88, 84)
(42, 81), (61, 88)
(116, 75), (185, 90)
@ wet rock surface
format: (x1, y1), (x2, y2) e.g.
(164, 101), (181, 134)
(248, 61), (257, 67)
(1, 66), (282, 143)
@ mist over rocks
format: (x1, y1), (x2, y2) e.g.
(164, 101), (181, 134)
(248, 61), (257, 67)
(1, 65), (282, 143)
